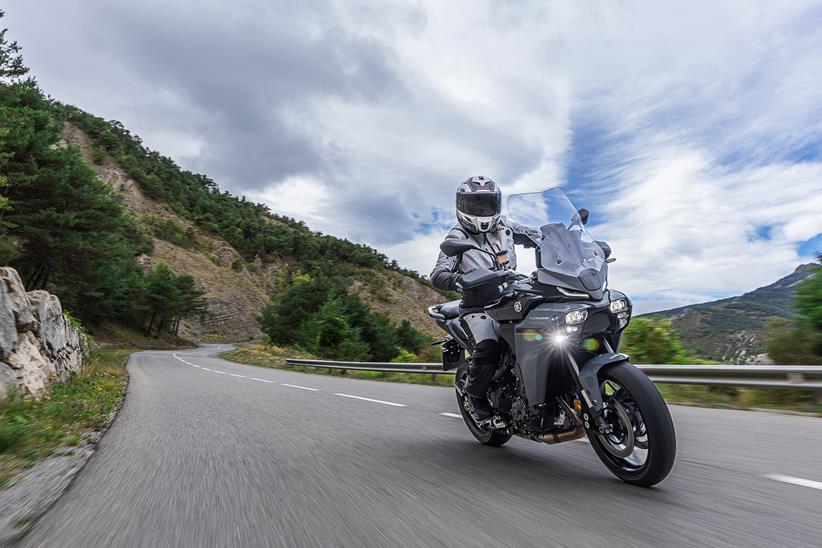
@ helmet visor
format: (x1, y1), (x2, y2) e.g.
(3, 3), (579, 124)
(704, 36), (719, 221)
(456, 192), (501, 217)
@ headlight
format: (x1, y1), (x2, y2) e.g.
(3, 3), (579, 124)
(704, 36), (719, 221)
(565, 309), (588, 325)
(609, 298), (628, 313)
(617, 311), (630, 329)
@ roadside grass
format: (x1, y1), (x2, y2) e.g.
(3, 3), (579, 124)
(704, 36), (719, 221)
(90, 322), (194, 349)
(658, 384), (822, 414)
(0, 348), (135, 488)
(221, 344), (453, 387)
(224, 344), (822, 413)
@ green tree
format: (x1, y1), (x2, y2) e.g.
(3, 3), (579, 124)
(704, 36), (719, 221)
(766, 258), (822, 362)
(0, 127), (18, 262)
(795, 260), (822, 336)
(0, 12), (27, 83)
(308, 298), (370, 361)
(137, 262), (206, 336)
(765, 318), (821, 365)
(620, 318), (690, 364)
(395, 319), (429, 353)
(259, 273), (340, 346)
(0, 16), (151, 322)
(0, 11), (24, 261)
(336, 292), (399, 361)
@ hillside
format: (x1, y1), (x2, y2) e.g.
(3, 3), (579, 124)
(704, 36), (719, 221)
(59, 122), (446, 342)
(0, 27), (448, 357)
(649, 264), (815, 363)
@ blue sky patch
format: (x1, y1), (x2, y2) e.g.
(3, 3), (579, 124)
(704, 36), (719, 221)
(798, 232), (822, 258)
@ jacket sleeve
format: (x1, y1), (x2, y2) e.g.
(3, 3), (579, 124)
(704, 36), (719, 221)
(430, 229), (466, 291)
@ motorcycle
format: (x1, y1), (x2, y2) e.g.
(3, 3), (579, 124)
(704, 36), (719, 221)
(427, 188), (676, 486)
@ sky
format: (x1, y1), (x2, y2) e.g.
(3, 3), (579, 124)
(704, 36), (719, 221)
(6, 0), (822, 313)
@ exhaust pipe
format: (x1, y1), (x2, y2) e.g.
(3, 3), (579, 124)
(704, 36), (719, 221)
(527, 423), (587, 445)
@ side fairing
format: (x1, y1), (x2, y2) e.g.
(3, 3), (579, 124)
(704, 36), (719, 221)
(514, 303), (571, 407)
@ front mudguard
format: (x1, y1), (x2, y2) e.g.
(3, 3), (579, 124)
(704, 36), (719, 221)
(577, 352), (630, 413)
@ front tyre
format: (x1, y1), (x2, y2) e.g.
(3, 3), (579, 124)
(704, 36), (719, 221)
(588, 361), (676, 487)
(455, 366), (511, 447)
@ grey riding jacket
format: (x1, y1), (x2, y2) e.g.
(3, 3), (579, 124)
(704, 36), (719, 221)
(430, 218), (534, 291)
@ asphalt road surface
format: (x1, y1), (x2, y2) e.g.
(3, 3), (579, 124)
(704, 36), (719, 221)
(19, 346), (822, 547)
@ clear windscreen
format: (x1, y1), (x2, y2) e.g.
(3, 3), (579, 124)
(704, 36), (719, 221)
(506, 188), (605, 278)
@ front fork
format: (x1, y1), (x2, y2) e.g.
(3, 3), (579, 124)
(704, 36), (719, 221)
(564, 350), (629, 435)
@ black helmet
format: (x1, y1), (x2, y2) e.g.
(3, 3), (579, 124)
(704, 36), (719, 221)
(456, 175), (501, 233)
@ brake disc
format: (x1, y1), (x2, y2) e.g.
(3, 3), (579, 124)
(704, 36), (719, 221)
(598, 399), (635, 459)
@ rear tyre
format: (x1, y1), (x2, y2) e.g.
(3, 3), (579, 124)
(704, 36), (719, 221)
(455, 366), (511, 447)
(587, 361), (676, 487)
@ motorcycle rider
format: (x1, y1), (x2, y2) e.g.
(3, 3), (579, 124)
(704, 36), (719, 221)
(430, 176), (536, 420)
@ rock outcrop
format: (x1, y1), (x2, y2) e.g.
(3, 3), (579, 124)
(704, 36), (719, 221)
(0, 267), (88, 399)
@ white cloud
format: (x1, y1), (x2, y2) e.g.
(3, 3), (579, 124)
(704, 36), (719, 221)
(6, 0), (822, 312)
(594, 148), (822, 309)
(247, 175), (334, 232)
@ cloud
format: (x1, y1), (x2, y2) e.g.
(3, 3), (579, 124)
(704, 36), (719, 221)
(5, 0), (822, 312)
(596, 148), (822, 308)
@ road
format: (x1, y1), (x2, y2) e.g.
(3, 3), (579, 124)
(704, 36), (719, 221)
(19, 345), (822, 547)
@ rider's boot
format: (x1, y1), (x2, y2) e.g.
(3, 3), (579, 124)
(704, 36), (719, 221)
(465, 340), (501, 421)
(467, 395), (494, 420)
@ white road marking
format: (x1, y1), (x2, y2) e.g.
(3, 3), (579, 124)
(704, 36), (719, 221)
(201, 367), (212, 371)
(191, 364), (201, 368)
(576, 437), (591, 444)
(764, 474), (822, 490)
(439, 412), (462, 418)
(250, 377), (275, 383)
(214, 371), (227, 375)
(282, 383), (319, 391)
(334, 393), (406, 407)
(228, 373), (246, 378)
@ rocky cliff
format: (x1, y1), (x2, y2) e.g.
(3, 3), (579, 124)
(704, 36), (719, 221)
(0, 267), (88, 398)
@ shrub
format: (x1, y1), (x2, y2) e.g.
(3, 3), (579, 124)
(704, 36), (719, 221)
(91, 146), (106, 164)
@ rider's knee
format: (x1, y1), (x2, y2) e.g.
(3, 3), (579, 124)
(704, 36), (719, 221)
(473, 339), (501, 365)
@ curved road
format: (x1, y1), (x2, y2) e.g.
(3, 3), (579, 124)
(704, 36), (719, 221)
(20, 346), (822, 547)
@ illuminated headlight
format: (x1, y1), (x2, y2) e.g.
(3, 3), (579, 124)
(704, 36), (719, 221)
(552, 333), (568, 345)
(564, 324), (581, 334)
(565, 309), (588, 325)
(609, 298), (628, 314)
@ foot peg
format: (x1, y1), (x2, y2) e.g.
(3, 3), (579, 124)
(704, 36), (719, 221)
(477, 415), (510, 430)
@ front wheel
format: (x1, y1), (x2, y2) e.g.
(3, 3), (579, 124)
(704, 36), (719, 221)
(455, 366), (511, 447)
(587, 361), (676, 487)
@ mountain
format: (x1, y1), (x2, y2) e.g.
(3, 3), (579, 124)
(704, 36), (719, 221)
(648, 264), (816, 363)
(56, 114), (447, 343)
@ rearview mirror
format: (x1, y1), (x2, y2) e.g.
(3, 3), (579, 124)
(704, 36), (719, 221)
(596, 240), (611, 258)
(440, 239), (477, 257)
(576, 208), (590, 225)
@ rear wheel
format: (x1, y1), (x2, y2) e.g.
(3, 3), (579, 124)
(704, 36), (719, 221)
(455, 366), (511, 447)
(587, 361), (676, 486)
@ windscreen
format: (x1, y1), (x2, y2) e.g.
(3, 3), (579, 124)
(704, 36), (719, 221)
(507, 188), (605, 279)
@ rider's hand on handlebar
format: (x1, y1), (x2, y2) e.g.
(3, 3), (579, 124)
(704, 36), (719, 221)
(507, 271), (529, 282)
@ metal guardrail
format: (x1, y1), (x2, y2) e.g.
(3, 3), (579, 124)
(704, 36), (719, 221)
(284, 359), (822, 390)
